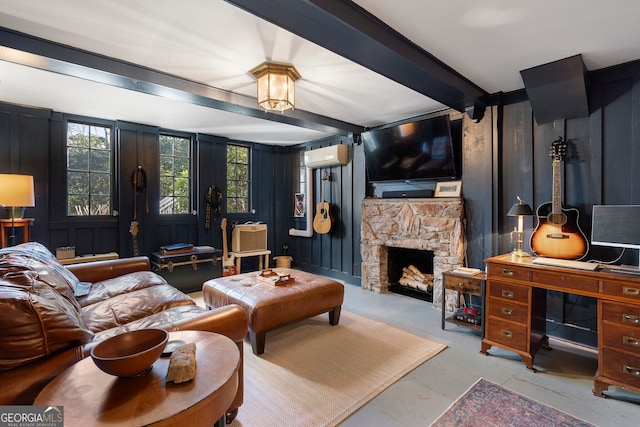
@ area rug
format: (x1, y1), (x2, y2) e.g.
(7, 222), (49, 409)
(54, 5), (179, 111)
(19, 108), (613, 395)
(430, 378), (595, 427)
(229, 311), (446, 427)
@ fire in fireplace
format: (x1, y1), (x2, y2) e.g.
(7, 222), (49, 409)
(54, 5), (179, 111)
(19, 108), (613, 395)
(387, 247), (434, 302)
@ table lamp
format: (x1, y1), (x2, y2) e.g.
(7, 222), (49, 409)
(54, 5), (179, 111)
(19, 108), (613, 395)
(0, 174), (35, 246)
(507, 196), (534, 258)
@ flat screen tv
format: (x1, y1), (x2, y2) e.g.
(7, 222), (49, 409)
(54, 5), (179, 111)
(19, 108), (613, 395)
(362, 115), (456, 183)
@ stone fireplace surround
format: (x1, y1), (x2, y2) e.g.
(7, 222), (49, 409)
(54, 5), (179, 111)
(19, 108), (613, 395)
(361, 197), (465, 309)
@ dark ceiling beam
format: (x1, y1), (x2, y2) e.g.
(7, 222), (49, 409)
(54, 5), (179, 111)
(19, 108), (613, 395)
(0, 27), (362, 136)
(226, 0), (490, 113)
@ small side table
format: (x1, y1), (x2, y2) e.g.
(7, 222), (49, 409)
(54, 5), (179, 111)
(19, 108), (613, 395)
(0, 218), (33, 247)
(34, 330), (240, 427)
(233, 249), (271, 273)
(441, 271), (486, 337)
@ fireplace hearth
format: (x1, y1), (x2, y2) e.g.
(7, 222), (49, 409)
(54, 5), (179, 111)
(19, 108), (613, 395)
(387, 247), (434, 301)
(361, 197), (465, 309)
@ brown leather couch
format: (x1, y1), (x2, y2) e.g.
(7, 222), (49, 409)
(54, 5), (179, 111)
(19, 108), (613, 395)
(0, 242), (247, 421)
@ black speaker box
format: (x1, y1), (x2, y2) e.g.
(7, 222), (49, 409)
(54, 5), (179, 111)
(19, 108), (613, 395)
(381, 189), (434, 199)
(520, 54), (589, 124)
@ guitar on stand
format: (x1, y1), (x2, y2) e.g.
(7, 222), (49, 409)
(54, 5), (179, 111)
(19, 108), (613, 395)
(313, 170), (334, 234)
(220, 218), (237, 276)
(530, 137), (589, 260)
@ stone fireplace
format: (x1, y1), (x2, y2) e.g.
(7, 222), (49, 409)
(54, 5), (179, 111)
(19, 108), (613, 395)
(361, 197), (465, 309)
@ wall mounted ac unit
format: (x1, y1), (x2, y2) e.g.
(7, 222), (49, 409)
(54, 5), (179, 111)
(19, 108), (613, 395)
(304, 144), (348, 168)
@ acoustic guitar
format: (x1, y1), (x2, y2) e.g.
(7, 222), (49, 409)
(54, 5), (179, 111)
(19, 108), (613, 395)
(313, 171), (334, 234)
(530, 137), (588, 260)
(220, 218), (237, 276)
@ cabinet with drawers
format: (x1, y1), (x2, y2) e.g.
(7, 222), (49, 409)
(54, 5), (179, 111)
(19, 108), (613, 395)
(482, 264), (548, 371)
(483, 254), (640, 398)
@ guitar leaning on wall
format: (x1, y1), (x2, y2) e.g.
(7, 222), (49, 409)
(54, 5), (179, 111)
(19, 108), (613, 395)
(530, 137), (589, 260)
(220, 218), (237, 276)
(313, 170), (334, 234)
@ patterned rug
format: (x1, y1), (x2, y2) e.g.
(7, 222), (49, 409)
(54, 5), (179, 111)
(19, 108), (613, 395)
(430, 378), (595, 427)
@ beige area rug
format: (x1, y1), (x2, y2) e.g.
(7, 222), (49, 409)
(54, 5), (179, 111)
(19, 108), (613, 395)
(229, 311), (447, 427)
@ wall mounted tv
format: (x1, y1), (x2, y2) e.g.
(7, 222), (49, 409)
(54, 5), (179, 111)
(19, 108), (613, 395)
(362, 115), (456, 183)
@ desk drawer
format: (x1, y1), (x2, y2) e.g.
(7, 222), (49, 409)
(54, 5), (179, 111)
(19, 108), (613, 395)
(602, 280), (640, 301)
(488, 281), (529, 303)
(601, 348), (640, 390)
(487, 297), (528, 324)
(602, 325), (640, 354)
(487, 264), (531, 282)
(601, 301), (640, 326)
(486, 318), (527, 350)
(443, 275), (481, 295)
(532, 270), (598, 293)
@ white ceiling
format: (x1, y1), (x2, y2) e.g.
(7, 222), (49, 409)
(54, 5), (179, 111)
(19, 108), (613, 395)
(1, 0), (640, 145)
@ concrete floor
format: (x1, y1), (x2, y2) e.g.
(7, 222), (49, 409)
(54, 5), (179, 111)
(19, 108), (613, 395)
(192, 281), (640, 426)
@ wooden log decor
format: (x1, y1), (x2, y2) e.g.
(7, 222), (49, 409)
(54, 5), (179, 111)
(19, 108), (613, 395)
(399, 265), (433, 292)
(166, 342), (196, 384)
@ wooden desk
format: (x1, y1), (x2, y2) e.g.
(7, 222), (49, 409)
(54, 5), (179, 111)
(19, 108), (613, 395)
(35, 331), (240, 427)
(0, 218), (33, 247)
(233, 249), (271, 273)
(483, 254), (640, 398)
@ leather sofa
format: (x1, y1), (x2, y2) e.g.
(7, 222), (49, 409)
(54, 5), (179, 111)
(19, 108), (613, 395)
(0, 242), (247, 421)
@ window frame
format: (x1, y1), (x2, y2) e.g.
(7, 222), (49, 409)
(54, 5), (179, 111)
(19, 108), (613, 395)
(158, 131), (195, 216)
(226, 143), (252, 215)
(64, 116), (115, 218)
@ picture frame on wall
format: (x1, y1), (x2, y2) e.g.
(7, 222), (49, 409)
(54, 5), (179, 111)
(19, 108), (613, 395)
(294, 193), (305, 217)
(434, 180), (462, 197)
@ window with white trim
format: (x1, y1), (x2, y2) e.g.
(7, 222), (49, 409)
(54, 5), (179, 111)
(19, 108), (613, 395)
(159, 134), (192, 214)
(66, 121), (113, 216)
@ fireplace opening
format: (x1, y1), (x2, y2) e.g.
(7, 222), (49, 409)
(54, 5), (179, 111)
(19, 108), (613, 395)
(387, 247), (434, 302)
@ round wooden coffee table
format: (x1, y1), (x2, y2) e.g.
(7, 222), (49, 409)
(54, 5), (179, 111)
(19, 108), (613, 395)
(35, 330), (239, 427)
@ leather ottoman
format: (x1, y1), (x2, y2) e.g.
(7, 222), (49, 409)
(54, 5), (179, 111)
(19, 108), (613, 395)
(203, 268), (344, 355)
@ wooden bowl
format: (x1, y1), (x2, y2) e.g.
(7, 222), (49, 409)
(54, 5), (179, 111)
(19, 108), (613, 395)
(91, 329), (169, 377)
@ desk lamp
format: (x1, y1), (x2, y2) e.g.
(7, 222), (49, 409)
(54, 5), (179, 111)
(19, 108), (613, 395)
(507, 196), (534, 258)
(0, 174), (35, 246)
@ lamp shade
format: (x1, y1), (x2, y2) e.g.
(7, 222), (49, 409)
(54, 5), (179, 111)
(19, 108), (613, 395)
(250, 62), (301, 112)
(0, 174), (35, 207)
(507, 198), (533, 217)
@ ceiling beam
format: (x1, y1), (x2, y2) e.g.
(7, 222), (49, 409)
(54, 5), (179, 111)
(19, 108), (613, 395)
(0, 27), (363, 136)
(226, 0), (490, 113)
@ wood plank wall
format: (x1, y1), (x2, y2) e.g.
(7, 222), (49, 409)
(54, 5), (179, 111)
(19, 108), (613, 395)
(3, 58), (640, 344)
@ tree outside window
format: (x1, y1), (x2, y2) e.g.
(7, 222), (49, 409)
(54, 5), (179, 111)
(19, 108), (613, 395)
(159, 134), (191, 214)
(66, 121), (112, 216)
(227, 144), (250, 213)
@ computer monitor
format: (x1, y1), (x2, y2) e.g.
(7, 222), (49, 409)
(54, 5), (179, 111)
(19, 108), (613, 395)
(591, 205), (640, 268)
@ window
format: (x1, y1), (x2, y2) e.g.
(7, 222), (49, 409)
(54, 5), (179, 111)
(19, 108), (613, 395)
(66, 121), (112, 216)
(159, 134), (192, 214)
(227, 144), (250, 213)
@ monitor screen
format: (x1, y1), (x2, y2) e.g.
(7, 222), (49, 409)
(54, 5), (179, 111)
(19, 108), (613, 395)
(362, 115), (456, 183)
(591, 205), (640, 250)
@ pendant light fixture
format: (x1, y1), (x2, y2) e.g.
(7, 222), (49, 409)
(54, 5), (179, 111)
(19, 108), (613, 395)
(250, 62), (300, 112)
